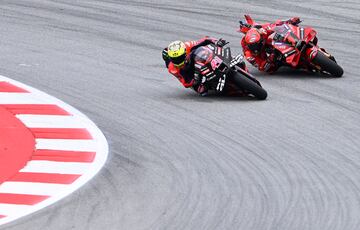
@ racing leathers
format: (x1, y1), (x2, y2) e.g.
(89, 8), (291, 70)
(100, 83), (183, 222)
(240, 17), (301, 73)
(162, 37), (222, 95)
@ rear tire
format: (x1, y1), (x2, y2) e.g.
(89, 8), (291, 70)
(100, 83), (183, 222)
(230, 71), (267, 100)
(312, 51), (343, 77)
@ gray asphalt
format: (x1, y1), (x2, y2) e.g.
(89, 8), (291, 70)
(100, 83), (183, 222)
(0, 0), (359, 229)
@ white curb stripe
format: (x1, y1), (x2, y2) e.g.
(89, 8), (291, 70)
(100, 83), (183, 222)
(0, 204), (31, 217)
(19, 161), (93, 174)
(35, 139), (97, 152)
(0, 93), (52, 104)
(0, 75), (108, 226)
(16, 115), (86, 128)
(0, 182), (67, 196)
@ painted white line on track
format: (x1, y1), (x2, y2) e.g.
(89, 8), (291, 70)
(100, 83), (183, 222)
(16, 115), (85, 128)
(36, 139), (97, 151)
(0, 182), (66, 196)
(19, 161), (92, 174)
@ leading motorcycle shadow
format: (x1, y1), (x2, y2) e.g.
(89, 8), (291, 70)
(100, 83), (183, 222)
(254, 67), (335, 79)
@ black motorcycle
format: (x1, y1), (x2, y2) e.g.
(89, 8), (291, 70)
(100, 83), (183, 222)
(192, 43), (267, 100)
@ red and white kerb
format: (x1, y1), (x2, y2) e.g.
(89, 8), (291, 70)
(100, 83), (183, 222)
(0, 75), (108, 226)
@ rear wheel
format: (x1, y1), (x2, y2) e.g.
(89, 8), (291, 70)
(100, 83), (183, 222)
(230, 70), (267, 100)
(312, 51), (343, 77)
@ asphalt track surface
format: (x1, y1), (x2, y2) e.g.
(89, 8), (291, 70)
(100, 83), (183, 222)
(0, 0), (359, 230)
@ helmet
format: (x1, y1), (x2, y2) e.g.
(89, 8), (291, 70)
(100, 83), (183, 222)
(167, 41), (186, 67)
(244, 28), (264, 55)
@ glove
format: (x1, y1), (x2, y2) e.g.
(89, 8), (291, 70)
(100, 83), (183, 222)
(238, 21), (252, 33)
(216, 38), (228, 47)
(288, 17), (301, 25)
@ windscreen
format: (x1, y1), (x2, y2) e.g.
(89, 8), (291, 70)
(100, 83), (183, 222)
(274, 24), (289, 37)
(193, 46), (214, 64)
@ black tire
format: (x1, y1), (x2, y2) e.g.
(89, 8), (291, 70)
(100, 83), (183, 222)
(230, 71), (267, 100)
(312, 51), (343, 77)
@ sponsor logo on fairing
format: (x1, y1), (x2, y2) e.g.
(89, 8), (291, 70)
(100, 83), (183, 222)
(216, 74), (226, 91)
(207, 44), (215, 50)
(284, 49), (296, 57)
(230, 54), (244, 67)
(211, 56), (223, 70)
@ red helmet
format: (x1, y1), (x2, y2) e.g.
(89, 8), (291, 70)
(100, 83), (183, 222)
(244, 28), (264, 55)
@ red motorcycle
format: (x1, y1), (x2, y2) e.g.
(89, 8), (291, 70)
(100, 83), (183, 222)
(238, 15), (344, 77)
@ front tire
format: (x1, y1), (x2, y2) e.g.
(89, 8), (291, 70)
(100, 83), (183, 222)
(230, 71), (267, 100)
(312, 51), (343, 77)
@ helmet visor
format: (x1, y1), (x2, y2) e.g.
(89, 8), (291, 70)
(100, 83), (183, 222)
(170, 53), (186, 66)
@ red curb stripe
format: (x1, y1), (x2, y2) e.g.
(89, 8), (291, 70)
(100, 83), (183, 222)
(9, 172), (81, 184)
(0, 82), (28, 93)
(30, 128), (93, 139)
(0, 107), (35, 185)
(33, 149), (96, 163)
(2, 104), (70, 115)
(0, 193), (49, 205)
(0, 215), (6, 219)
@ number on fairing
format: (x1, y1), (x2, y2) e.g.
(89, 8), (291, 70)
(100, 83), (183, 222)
(211, 56), (223, 70)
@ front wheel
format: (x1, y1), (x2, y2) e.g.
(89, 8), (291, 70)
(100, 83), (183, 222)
(230, 70), (267, 100)
(312, 51), (344, 77)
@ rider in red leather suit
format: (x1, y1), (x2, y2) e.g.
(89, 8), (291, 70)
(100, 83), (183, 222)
(239, 17), (301, 73)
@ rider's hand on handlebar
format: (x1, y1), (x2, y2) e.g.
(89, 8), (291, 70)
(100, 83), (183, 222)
(216, 38), (228, 47)
(288, 17), (301, 25)
(239, 20), (251, 28)
(238, 21), (252, 33)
